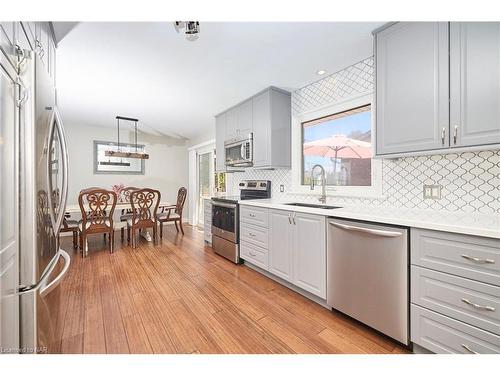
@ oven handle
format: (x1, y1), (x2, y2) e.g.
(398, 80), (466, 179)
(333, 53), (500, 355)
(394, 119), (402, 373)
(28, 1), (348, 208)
(212, 201), (238, 209)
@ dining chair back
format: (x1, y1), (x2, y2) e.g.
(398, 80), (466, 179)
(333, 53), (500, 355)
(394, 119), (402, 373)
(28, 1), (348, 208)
(128, 188), (161, 248)
(174, 187), (188, 216)
(78, 188), (117, 257)
(158, 187), (187, 237)
(119, 186), (140, 239)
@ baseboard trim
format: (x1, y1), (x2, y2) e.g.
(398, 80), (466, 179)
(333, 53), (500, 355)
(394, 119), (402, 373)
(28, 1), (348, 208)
(243, 262), (330, 310)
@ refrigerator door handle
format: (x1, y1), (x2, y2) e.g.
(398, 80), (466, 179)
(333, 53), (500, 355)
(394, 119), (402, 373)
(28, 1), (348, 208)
(16, 249), (70, 296)
(39, 249), (71, 297)
(55, 107), (69, 236)
(45, 107), (69, 236)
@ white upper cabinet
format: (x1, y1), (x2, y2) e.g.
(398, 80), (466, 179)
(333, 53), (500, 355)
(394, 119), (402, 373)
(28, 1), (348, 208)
(237, 99), (253, 137)
(252, 90), (271, 167)
(214, 86), (291, 170)
(375, 22), (450, 155)
(215, 113), (226, 172)
(450, 22), (500, 148)
(225, 106), (239, 142)
(375, 22), (500, 156)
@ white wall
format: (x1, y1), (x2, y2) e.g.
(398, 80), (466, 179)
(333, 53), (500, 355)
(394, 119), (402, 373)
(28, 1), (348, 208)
(65, 122), (189, 212)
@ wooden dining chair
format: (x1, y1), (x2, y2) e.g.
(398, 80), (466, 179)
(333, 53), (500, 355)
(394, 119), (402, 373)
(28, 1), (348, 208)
(119, 186), (140, 240)
(60, 213), (79, 249)
(158, 187), (187, 237)
(127, 188), (161, 249)
(78, 188), (117, 257)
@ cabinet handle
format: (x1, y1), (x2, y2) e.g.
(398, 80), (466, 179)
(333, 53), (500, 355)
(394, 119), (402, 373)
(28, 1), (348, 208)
(249, 251), (256, 257)
(461, 344), (478, 354)
(441, 128), (446, 145)
(461, 298), (496, 312)
(248, 213), (255, 217)
(453, 125), (458, 145)
(292, 213), (296, 225)
(248, 232), (256, 237)
(461, 254), (495, 264)
(288, 214), (292, 224)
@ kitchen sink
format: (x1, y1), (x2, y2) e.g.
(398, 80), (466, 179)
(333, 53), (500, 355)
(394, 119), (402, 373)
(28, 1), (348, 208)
(284, 203), (342, 210)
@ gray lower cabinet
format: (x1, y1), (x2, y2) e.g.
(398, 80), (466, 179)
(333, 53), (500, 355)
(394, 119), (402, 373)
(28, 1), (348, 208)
(268, 209), (326, 298)
(411, 266), (500, 335)
(292, 212), (326, 298)
(411, 305), (500, 354)
(375, 21), (500, 156)
(203, 199), (212, 244)
(450, 22), (500, 147)
(410, 228), (500, 353)
(268, 209), (293, 282)
(240, 206), (270, 270)
(375, 22), (450, 155)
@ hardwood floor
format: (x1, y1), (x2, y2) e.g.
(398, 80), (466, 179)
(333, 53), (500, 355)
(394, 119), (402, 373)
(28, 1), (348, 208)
(57, 224), (409, 354)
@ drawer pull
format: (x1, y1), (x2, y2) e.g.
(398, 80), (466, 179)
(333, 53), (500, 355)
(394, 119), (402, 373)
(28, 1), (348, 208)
(248, 232), (256, 237)
(461, 344), (478, 354)
(249, 251), (256, 257)
(461, 298), (496, 312)
(461, 254), (495, 264)
(248, 213), (256, 217)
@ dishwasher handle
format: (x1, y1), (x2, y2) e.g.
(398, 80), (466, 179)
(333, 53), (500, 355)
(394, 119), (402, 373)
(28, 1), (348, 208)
(329, 221), (403, 238)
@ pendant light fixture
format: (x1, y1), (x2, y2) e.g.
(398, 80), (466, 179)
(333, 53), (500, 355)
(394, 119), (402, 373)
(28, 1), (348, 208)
(104, 116), (150, 160)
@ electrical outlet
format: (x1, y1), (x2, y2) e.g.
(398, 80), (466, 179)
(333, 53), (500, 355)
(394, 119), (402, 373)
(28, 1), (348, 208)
(423, 184), (442, 200)
(431, 185), (442, 199)
(423, 186), (432, 199)
(279, 185), (285, 193)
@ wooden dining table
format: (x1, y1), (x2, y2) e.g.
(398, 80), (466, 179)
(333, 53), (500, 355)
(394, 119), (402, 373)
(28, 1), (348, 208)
(65, 201), (173, 242)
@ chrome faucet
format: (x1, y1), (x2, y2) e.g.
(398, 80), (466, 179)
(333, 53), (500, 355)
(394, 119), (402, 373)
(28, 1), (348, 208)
(310, 164), (327, 204)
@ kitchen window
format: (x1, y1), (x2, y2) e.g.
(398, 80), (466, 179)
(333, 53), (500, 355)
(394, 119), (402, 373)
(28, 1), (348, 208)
(292, 94), (382, 198)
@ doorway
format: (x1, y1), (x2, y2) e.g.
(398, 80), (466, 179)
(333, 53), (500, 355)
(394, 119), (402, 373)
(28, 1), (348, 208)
(197, 150), (213, 227)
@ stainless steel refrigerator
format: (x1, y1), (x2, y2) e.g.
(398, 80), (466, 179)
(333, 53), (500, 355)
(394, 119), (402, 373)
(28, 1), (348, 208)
(8, 50), (71, 353)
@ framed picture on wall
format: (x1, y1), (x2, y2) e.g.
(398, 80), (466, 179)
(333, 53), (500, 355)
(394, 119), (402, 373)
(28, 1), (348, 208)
(93, 140), (146, 175)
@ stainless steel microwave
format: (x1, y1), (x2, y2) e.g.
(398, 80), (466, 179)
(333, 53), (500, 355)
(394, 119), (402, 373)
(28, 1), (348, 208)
(224, 134), (253, 167)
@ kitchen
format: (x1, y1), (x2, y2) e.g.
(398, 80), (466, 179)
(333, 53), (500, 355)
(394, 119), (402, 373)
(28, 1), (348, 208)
(0, 1), (499, 372)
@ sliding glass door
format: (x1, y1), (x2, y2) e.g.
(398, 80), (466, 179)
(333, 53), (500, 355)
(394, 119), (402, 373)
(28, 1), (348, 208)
(197, 151), (213, 227)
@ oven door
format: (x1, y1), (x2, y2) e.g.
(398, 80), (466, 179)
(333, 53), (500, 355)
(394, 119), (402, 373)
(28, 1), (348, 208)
(211, 202), (238, 243)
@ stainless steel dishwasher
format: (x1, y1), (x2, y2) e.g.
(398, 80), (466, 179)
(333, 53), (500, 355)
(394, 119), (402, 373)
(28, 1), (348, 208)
(327, 218), (409, 345)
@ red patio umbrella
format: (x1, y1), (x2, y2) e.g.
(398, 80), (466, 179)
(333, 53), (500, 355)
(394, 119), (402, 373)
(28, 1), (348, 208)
(303, 134), (372, 183)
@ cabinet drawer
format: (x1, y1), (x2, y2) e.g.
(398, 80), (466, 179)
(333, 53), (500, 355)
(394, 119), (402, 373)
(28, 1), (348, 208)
(411, 266), (500, 335)
(411, 229), (500, 286)
(411, 304), (500, 353)
(241, 241), (268, 270)
(240, 206), (268, 227)
(240, 222), (268, 249)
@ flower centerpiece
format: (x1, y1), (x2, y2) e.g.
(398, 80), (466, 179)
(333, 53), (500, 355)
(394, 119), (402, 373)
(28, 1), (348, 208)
(112, 183), (125, 202)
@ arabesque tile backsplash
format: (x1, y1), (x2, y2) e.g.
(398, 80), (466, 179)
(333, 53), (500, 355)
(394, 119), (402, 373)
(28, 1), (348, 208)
(229, 57), (500, 214)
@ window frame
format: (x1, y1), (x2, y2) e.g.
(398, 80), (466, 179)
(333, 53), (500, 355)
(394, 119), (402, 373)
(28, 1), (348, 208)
(291, 93), (383, 198)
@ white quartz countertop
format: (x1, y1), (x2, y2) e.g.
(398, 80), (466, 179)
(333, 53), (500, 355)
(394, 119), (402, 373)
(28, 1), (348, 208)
(238, 199), (500, 239)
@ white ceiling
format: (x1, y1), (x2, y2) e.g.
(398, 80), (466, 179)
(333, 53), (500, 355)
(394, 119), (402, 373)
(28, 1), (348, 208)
(56, 22), (383, 140)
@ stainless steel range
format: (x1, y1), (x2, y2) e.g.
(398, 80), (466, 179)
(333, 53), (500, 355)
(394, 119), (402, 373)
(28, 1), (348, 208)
(211, 180), (271, 263)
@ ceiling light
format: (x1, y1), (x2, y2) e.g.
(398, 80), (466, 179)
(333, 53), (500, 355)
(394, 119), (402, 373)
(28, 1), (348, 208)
(104, 116), (150, 162)
(174, 21), (200, 41)
(317, 70), (326, 75)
